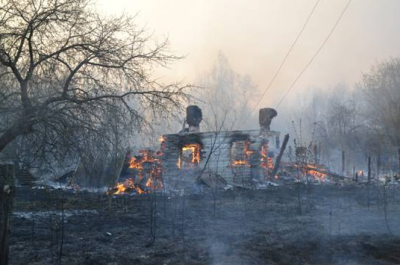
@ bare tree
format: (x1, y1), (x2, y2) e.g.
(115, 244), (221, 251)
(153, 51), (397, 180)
(358, 58), (400, 173)
(0, 1), (190, 262)
(0, 0), (189, 158)
(293, 84), (367, 173)
(196, 52), (258, 131)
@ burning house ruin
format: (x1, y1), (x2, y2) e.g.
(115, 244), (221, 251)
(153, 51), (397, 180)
(109, 106), (283, 194)
(159, 106), (281, 189)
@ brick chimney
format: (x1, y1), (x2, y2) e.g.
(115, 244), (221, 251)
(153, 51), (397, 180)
(259, 108), (277, 132)
(186, 105), (202, 133)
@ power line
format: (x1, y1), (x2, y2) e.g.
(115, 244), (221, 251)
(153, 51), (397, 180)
(276, 0), (353, 109)
(240, 0), (321, 128)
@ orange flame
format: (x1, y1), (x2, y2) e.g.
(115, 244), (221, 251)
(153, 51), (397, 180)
(109, 178), (145, 195)
(114, 183), (126, 195)
(260, 144), (274, 170)
(296, 164), (329, 182)
(110, 149), (164, 195)
(231, 141), (253, 167)
(129, 157), (143, 169)
(177, 143), (201, 169)
(182, 144), (201, 164)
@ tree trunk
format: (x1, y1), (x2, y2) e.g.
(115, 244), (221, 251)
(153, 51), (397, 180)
(0, 164), (14, 265)
(0, 126), (22, 154)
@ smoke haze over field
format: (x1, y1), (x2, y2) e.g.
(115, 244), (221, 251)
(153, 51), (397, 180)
(3, 1), (400, 264)
(97, 0), (400, 111)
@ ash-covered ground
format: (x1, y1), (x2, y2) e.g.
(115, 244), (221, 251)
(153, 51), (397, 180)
(9, 184), (400, 265)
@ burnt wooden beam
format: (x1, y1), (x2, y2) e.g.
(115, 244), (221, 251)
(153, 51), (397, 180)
(271, 134), (290, 177)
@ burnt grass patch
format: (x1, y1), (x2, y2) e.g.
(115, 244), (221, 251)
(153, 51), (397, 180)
(9, 185), (400, 264)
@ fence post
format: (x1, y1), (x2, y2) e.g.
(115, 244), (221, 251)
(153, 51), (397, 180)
(0, 164), (14, 265)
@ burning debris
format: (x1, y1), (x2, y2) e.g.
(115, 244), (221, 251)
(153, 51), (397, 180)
(108, 150), (164, 195)
(303, 164), (330, 181)
(108, 178), (145, 195)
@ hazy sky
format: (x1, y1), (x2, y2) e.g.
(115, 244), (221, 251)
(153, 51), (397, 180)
(96, 0), (400, 109)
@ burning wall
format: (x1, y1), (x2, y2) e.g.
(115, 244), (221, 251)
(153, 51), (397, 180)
(160, 130), (281, 187)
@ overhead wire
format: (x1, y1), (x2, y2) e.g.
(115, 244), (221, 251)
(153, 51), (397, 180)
(276, 0), (353, 109)
(240, 0), (321, 128)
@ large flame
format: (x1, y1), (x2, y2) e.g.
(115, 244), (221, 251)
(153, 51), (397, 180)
(182, 144), (201, 163)
(177, 143), (201, 169)
(109, 149), (164, 195)
(129, 150), (160, 170)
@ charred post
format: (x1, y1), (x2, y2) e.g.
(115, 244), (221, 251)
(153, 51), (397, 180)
(367, 156), (372, 184)
(271, 134), (290, 178)
(342, 150), (345, 176)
